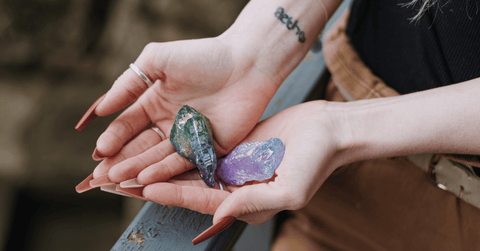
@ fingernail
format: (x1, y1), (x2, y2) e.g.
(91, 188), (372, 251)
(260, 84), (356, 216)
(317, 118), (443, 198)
(116, 185), (146, 200)
(192, 216), (236, 245)
(92, 148), (105, 161)
(101, 184), (131, 197)
(75, 94), (106, 132)
(120, 178), (144, 188)
(89, 173), (114, 188)
(75, 173), (95, 193)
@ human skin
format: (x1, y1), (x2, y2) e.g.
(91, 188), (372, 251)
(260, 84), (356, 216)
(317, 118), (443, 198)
(84, 0), (480, 226)
(139, 77), (480, 226)
(89, 0), (342, 183)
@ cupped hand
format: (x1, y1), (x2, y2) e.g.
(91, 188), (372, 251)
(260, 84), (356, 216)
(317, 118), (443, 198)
(90, 36), (284, 180)
(141, 101), (348, 225)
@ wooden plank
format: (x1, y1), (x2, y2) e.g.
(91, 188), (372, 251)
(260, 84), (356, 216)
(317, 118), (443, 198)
(111, 202), (246, 251)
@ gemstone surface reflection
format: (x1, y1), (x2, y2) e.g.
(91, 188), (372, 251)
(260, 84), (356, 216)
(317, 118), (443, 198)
(217, 138), (285, 186)
(170, 105), (217, 187)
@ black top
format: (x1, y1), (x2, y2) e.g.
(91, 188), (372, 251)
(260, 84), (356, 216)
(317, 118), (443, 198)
(346, 0), (480, 94)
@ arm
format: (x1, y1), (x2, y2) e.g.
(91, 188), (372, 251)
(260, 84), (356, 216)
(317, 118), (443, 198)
(141, 77), (480, 227)
(215, 77), (480, 224)
(333, 77), (480, 167)
(218, 0), (342, 86)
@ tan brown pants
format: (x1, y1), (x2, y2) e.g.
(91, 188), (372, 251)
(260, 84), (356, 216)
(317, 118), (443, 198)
(271, 11), (480, 251)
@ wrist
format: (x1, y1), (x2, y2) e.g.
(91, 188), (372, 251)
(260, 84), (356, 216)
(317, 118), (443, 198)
(314, 101), (358, 170)
(218, 0), (340, 87)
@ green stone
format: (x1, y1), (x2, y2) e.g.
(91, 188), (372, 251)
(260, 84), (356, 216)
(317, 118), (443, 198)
(170, 105), (217, 187)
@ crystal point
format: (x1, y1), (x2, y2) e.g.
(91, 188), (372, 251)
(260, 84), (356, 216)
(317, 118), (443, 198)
(170, 105), (217, 187)
(217, 138), (285, 186)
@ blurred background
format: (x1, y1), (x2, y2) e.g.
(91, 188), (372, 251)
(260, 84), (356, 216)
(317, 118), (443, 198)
(0, 0), (249, 250)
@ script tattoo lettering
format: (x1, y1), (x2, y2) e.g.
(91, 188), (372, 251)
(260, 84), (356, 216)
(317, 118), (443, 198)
(274, 7), (305, 43)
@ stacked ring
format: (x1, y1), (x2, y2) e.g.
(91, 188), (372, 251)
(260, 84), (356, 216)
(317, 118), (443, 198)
(151, 127), (166, 141)
(129, 63), (154, 87)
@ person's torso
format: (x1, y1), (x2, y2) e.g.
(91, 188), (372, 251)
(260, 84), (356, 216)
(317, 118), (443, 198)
(346, 0), (480, 94)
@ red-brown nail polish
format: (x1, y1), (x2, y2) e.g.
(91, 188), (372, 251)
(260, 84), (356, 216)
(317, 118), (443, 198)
(75, 173), (95, 193)
(92, 148), (105, 161)
(75, 94), (106, 132)
(101, 184), (131, 197)
(89, 173), (114, 188)
(192, 216), (236, 245)
(116, 185), (146, 200)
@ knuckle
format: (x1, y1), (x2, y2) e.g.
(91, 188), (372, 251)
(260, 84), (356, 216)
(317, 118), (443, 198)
(153, 144), (170, 159)
(156, 161), (173, 179)
(115, 119), (135, 140)
(124, 79), (145, 100)
(173, 185), (184, 206)
(242, 202), (260, 215)
(143, 42), (158, 55)
(130, 134), (151, 154)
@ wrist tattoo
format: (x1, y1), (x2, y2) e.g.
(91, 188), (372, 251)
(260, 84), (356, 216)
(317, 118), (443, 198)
(274, 7), (306, 43)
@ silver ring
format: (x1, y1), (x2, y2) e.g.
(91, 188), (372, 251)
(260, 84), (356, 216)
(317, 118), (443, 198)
(130, 63), (153, 87)
(219, 180), (224, 191)
(218, 179), (228, 191)
(151, 127), (165, 141)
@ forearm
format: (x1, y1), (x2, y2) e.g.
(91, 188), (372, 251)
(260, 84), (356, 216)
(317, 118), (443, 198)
(330, 78), (480, 167)
(219, 0), (342, 87)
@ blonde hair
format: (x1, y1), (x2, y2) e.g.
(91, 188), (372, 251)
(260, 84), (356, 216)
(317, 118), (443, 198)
(400, 0), (439, 21)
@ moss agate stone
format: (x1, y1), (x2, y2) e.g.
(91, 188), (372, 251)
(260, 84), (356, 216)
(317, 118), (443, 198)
(170, 105), (217, 187)
(217, 138), (285, 186)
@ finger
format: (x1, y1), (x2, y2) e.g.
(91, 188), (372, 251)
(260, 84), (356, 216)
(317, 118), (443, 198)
(107, 139), (175, 183)
(143, 183), (230, 215)
(136, 153), (196, 185)
(168, 178), (228, 191)
(92, 127), (164, 178)
(95, 43), (163, 117)
(95, 101), (151, 157)
(213, 183), (292, 225)
(170, 169), (202, 181)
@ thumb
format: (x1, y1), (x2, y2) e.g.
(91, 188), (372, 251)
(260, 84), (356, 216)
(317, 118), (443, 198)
(213, 183), (291, 226)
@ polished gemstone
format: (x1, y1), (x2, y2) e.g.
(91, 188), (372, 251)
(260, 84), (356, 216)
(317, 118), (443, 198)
(170, 105), (217, 187)
(217, 138), (285, 186)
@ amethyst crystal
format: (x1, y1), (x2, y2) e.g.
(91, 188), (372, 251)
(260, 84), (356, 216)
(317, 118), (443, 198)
(170, 105), (217, 187)
(217, 138), (285, 186)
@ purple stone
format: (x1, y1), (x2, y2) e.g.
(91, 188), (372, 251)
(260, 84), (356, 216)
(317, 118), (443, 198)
(217, 138), (285, 186)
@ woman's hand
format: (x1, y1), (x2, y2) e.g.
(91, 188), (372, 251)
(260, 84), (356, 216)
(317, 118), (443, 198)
(90, 36), (281, 180)
(81, 0), (342, 191)
(141, 101), (348, 225)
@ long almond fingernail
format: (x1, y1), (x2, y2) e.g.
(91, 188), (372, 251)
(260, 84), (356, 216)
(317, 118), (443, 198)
(89, 173), (114, 188)
(75, 94), (106, 131)
(120, 178), (144, 188)
(92, 148), (105, 161)
(101, 184), (131, 197)
(75, 173), (95, 193)
(192, 216), (236, 245)
(116, 185), (146, 200)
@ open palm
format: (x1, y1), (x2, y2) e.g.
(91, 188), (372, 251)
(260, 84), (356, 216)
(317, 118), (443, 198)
(91, 37), (283, 182)
(141, 101), (343, 226)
